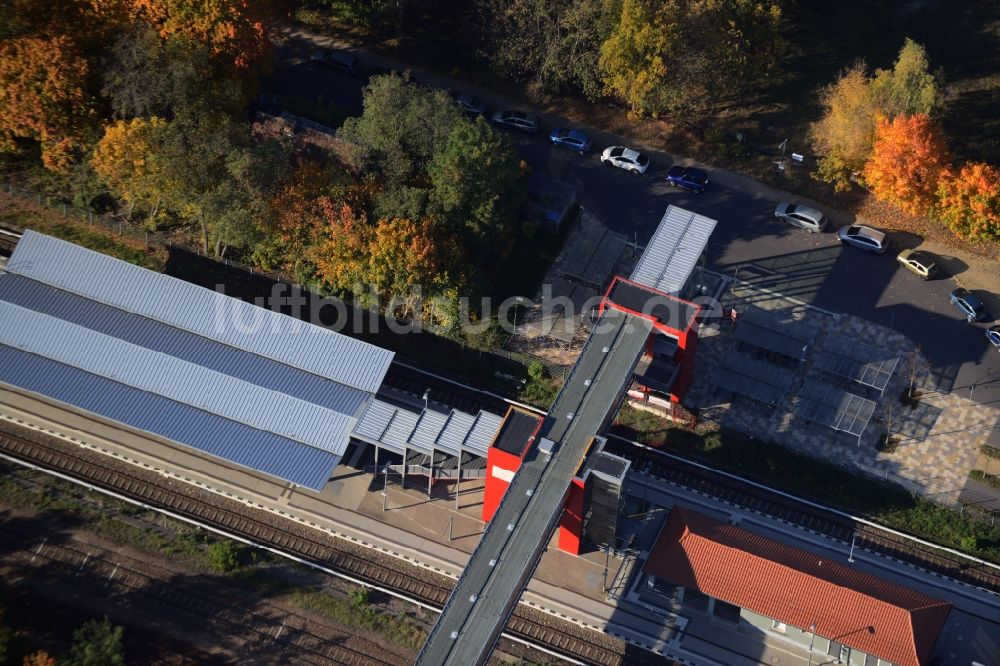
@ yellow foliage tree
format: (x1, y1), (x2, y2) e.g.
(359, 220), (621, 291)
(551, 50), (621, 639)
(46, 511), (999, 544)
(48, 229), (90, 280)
(91, 116), (169, 223)
(808, 62), (879, 190)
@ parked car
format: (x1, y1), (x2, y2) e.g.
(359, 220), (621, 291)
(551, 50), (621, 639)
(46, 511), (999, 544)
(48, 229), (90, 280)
(600, 146), (650, 174)
(896, 249), (939, 280)
(774, 202), (826, 233)
(491, 109), (540, 133)
(837, 224), (887, 253)
(309, 49), (362, 75)
(987, 325), (1000, 350)
(453, 92), (487, 118)
(949, 288), (988, 322)
(666, 166), (709, 193)
(549, 127), (591, 155)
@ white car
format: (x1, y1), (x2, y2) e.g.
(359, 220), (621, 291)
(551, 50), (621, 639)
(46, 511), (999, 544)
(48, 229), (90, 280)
(601, 146), (650, 174)
(774, 202), (826, 233)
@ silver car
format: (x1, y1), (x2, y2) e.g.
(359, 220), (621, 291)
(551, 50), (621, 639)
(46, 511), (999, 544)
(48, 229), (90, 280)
(491, 109), (540, 133)
(837, 224), (887, 253)
(774, 202), (826, 233)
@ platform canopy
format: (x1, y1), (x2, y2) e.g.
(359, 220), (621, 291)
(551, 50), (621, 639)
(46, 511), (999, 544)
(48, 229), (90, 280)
(815, 337), (898, 394)
(713, 351), (796, 407)
(631, 205), (717, 296)
(793, 379), (876, 441)
(0, 231), (395, 490)
(734, 307), (817, 362)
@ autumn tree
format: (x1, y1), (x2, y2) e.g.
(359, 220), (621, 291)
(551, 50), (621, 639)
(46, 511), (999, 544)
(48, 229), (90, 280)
(307, 201), (374, 299)
(0, 35), (96, 171)
(864, 114), (949, 216)
(92, 116), (169, 222)
(937, 162), (1000, 242)
(871, 38), (939, 118)
(597, 0), (674, 115)
(598, 0), (783, 117)
(129, 0), (277, 73)
(809, 62), (878, 190)
(811, 39), (939, 190)
(22, 650), (56, 666)
(101, 28), (245, 119)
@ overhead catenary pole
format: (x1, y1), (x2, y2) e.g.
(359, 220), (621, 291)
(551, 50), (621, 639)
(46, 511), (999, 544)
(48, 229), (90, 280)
(455, 450), (462, 508)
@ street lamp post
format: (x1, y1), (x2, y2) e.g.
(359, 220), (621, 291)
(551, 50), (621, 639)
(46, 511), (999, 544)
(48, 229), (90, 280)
(808, 622), (817, 666)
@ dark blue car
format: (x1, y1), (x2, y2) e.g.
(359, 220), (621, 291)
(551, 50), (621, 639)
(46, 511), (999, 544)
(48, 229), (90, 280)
(666, 165), (709, 193)
(549, 127), (591, 155)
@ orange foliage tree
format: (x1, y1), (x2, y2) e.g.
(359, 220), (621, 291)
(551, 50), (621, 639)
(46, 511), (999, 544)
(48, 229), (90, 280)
(863, 113), (949, 216)
(22, 651), (56, 666)
(0, 35), (96, 171)
(130, 0), (276, 71)
(936, 162), (1000, 242)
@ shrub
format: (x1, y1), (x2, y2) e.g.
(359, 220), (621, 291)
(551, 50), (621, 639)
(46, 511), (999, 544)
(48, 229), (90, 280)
(208, 540), (243, 572)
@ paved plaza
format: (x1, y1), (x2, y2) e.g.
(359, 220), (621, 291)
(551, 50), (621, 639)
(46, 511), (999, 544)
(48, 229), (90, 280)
(687, 277), (999, 503)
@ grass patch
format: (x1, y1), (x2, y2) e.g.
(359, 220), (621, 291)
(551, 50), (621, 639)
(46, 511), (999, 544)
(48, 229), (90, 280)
(982, 444), (1000, 460)
(287, 587), (426, 651)
(970, 469), (1000, 489)
(0, 192), (167, 271)
(518, 361), (563, 409)
(613, 406), (1000, 562)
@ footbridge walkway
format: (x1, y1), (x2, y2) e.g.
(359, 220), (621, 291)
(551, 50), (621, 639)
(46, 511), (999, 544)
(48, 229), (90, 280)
(415, 309), (652, 666)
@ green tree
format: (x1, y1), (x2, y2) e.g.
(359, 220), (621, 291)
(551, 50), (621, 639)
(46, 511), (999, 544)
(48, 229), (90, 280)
(65, 617), (124, 666)
(871, 38), (939, 118)
(427, 118), (523, 250)
(338, 74), (465, 189)
(101, 28), (245, 120)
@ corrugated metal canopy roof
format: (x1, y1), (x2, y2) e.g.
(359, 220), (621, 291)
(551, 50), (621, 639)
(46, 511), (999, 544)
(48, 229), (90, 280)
(0, 231), (398, 490)
(7, 231), (393, 393)
(0, 273), (370, 418)
(0, 301), (356, 454)
(353, 399), (503, 457)
(631, 206), (717, 296)
(0, 346), (340, 490)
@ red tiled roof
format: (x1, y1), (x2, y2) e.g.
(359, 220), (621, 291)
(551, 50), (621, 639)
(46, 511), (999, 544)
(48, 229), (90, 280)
(644, 508), (951, 666)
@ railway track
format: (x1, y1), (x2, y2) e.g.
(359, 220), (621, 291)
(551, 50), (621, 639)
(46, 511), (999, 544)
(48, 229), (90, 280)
(0, 522), (405, 666)
(0, 426), (634, 666)
(606, 435), (1000, 593)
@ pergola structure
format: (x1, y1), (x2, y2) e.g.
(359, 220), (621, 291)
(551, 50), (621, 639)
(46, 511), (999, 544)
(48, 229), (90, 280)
(793, 379), (877, 445)
(815, 337), (899, 396)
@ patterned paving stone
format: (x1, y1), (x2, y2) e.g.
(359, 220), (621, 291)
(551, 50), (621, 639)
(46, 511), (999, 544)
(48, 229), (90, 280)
(687, 283), (1000, 504)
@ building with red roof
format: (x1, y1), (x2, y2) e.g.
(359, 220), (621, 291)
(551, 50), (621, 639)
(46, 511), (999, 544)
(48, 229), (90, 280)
(642, 508), (952, 666)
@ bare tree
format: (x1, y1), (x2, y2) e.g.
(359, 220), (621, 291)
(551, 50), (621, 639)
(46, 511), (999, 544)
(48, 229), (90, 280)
(901, 346), (930, 404)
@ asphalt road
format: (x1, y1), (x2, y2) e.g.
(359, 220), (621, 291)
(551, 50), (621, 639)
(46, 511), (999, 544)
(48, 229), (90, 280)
(265, 48), (1000, 414)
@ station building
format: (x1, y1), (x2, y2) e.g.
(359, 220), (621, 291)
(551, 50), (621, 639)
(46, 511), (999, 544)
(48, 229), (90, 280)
(640, 508), (951, 666)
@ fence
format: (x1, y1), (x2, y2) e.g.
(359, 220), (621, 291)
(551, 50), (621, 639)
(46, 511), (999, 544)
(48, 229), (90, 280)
(852, 461), (998, 526)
